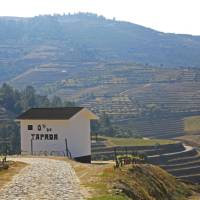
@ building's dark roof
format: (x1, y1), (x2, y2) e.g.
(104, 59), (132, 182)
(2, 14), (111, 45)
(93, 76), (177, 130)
(16, 107), (84, 120)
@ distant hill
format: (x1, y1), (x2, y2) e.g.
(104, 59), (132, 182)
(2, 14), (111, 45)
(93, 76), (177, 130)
(1, 13), (200, 82)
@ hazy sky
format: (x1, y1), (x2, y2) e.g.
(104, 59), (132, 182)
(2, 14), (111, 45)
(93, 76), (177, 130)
(0, 0), (199, 35)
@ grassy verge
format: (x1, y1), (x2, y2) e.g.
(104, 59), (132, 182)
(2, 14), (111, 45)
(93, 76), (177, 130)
(100, 136), (175, 147)
(68, 156), (198, 200)
(184, 116), (200, 134)
(0, 161), (27, 189)
(67, 159), (127, 200)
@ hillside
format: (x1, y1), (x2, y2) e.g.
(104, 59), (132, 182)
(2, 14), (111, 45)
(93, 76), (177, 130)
(6, 62), (200, 139)
(1, 13), (200, 83)
(72, 161), (199, 200)
(2, 13), (200, 140)
(112, 164), (194, 200)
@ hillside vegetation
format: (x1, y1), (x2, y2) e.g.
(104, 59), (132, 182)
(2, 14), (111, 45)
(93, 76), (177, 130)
(73, 161), (198, 200)
(112, 164), (194, 200)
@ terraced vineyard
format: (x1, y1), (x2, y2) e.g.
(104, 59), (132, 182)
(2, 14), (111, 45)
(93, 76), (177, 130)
(9, 63), (200, 112)
(115, 116), (185, 139)
(149, 145), (200, 184)
(92, 139), (200, 183)
(7, 61), (200, 140)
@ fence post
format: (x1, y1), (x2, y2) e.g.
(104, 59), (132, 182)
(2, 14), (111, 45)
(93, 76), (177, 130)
(65, 138), (68, 157)
(114, 147), (117, 164)
(96, 133), (98, 142)
(125, 147), (128, 157)
(31, 138), (33, 155)
(65, 138), (72, 158)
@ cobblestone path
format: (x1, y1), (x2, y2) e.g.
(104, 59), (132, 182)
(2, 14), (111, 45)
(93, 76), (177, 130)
(0, 157), (86, 200)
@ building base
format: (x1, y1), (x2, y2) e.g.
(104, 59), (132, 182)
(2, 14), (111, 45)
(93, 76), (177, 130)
(74, 155), (91, 163)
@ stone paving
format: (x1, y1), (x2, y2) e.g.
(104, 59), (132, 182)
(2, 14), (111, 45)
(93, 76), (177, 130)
(0, 157), (86, 200)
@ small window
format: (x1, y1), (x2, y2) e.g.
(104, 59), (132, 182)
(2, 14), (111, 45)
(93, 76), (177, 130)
(28, 125), (33, 130)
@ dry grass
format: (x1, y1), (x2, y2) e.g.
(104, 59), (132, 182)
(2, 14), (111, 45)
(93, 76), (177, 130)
(189, 195), (200, 200)
(69, 159), (116, 199)
(67, 157), (194, 200)
(0, 161), (27, 189)
(70, 160), (198, 200)
(176, 135), (200, 147)
(63, 158), (128, 199)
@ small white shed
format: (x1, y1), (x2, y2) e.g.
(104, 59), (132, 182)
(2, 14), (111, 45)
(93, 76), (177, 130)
(16, 107), (98, 163)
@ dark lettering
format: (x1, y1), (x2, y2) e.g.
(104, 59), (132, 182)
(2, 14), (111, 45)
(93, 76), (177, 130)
(36, 134), (40, 140)
(31, 134), (58, 141)
(45, 134), (49, 140)
(40, 134), (44, 140)
(49, 134), (53, 140)
(47, 128), (52, 132)
(54, 134), (58, 140)
(38, 125), (41, 131)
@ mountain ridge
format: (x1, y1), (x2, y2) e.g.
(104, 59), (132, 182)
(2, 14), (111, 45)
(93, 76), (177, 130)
(1, 13), (200, 83)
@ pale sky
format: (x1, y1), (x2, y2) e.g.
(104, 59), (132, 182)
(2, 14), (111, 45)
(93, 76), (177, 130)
(0, 0), (199, 35)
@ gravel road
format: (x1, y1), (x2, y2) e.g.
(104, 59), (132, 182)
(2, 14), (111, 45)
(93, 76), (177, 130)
(0, 157), (86, 200)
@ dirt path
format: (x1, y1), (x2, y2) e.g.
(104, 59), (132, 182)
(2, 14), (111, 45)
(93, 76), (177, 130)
(0, 157), (86, 200)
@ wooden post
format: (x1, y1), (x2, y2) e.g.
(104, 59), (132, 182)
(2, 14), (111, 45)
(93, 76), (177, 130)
(125, 147), (128, 157)
(65, 138), (68, 157)
(96, 133), (98, 142)
(114, 147), (119, 167)
(114, 147), (117, 161)
(31, 139), (33, 155)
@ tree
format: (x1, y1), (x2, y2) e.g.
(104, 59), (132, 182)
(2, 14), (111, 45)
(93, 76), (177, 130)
(21, 86), (36, 110)
(37, 95), (50, 107)
(51, 96), (62, 107)
(0, 83), (21, 113)
(63, 101), (76, 107)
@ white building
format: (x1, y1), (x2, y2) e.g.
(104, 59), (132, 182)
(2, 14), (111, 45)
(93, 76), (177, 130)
(16, 107), (98, 163)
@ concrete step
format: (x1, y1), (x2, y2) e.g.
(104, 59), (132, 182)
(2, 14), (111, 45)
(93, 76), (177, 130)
(91, 141), (107, 148)
(161, 159), (200, 170)
(148, 146), (197, 164)
(167, 155), (200, 165)
(168, 165), (200, 177)
(92, 143), (184, 154)
(178, 174), (200, 184)
(148, 132), (184, 139)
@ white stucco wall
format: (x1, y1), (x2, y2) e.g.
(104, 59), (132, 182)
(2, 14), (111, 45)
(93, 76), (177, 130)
(20, 111), (91, 158)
